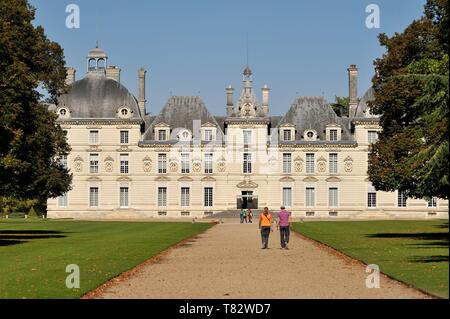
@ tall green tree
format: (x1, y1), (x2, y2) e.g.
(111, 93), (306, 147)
(368, 0), (449, 200)
(0, 0), (72, 205)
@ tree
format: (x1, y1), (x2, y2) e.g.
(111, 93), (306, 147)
(0, 0), (72, 206)
(330, 96), (350, 117)
(368, 0), (448, 200)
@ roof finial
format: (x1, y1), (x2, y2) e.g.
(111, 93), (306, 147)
(96, 40), (99, 48)
(246, 33), (249, 68)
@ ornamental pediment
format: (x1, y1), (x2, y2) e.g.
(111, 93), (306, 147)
(201, 122), (217, 128)
(155, 176), (170, 181)
(201, 176), (216, 182)
(237, 179), (258, 188)
(279, 176), (295, 182)
(154, 122), (170, 128)
(179, 176), (194, 182)
(326, 177), (341, 182)
(117, 176), (132, 182)
(303, 177), (318, 182)
(86, 176), (102, 182)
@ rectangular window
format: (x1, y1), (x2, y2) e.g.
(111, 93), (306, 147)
(306, 187), (315, 208)
(329, 187), (338, 208)
(368, 131), (378, 144)
(120, 154), (129, 174)
(282, 187), (292, 208)
(58, 193), (68, 208)
(181, 187), (190, 207)
(368, 192), (377, 208)
(90, 153), (99, 173)
(59, 154), (68, 169)
(306, 153), (315, 174)
(158, 187), (167, 207)
(243, 130), (252, 145)
(181, 153), (190, 174)
(158, 154), (167, 174)
(120, 187), (129, 208)
(158, 130), (167, 141)
(89, 187), (99, 207)
(89, 130), (99, 144)
(283, 130), (292, 141)
(204, 129), (213, 141)
(428, 197), (438, 208)
(204, 187), (213, 207)
(398, 191), (407, 208)
(243, 153), (252, 173)
(283, 153), (292, 174)
(204, 153), (213, 174)
(329, 153), (338, 174)
(329, 129), (338, 141)
(120, 130), (129, 144)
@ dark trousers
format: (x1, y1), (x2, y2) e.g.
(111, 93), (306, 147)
(260, 226), (271, 248)
(279, 226), (290, 248)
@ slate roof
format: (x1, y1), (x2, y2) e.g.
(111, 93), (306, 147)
(56, 73), (142, 120)
(277, 96), (353, 141)
(143, 96), (223, 141)
(355, 87), (377, 117)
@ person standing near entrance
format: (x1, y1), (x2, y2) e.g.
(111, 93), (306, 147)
(240, 207), (246, 224)
(247, 209), (253, 223)
(259, 207), (273, 249)
(276, 206), (291, 249)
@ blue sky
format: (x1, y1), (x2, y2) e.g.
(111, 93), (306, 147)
(30, 0), (426, 115)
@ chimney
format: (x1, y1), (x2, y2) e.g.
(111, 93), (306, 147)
(106, 66), (121, 83)
(226, 85), (234, 116)
(138, 68), (147, 116)
(348, 64), (358, 118)
(262, 84), (270, 114)
(65, 67), (76, 86)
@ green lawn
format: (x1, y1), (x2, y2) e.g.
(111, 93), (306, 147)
(0, 219), (213, 299)
(292, 220), (449, 298)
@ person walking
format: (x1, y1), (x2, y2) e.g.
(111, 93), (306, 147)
(240, 207), (247, 223)
(276, 206), (291, 249)
(240, 207), (245, 223)
(247, 209), (253, 223)
(259, 207), (273, 249)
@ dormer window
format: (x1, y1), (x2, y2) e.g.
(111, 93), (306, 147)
(178, 129), (191, 141)
(118, 107), (132, 119)
(57, 107), (70, 119)
(204, 129), (213, 142)
(326, 125), (342, 142)
(158, 130), (167, 141)
(304, 130), (317, 141)
(283, 130), (292, 141)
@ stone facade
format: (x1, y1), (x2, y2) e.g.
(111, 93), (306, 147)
(47, 47), (448, 219)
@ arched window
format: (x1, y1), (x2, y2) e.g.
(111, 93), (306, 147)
(121, 109), (128, 116)
(88, 59), (96, 71)
(60, 109), (67, 116)
(97, 59), (105, 70)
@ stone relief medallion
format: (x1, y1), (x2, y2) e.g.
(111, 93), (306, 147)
(294, 156), (303, 173)
(317, 156), (327, 173)
(217, 161), (226, 172)
(142, 156), (152, 173)
(317, 161), (326, 173)
(193, 161), (202, 173)
(105, 161), (113, 173)
(104, 156), (114, 173)
(344, 156), (353, 173)
(74, 156), (83, 172)
(169, 161), (178, 172)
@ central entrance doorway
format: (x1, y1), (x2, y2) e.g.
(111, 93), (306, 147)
(239, 191), (258, 209)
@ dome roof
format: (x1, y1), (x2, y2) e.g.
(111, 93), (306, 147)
(87, 46), (107, 59)
(57, 73), (141, 120)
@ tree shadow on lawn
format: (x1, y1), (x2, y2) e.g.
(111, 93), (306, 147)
(366, 232), (449, 263)
(0, 230), (68, 247)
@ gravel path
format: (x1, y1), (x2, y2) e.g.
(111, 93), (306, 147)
(96, 221), (428, 299)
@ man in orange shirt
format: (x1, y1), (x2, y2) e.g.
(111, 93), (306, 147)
(259, 207), (273, 249)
